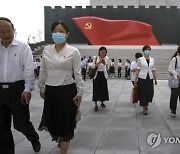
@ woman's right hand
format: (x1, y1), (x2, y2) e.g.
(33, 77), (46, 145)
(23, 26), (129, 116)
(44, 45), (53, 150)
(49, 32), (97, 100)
(40, 92), (45, 99)
(134, 80), (138, 87)
(96, 60), (101, 67)
(177, 74), (180, 80)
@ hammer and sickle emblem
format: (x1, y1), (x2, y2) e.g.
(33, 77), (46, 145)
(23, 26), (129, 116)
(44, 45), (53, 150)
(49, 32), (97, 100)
(85, 22), (92, 30)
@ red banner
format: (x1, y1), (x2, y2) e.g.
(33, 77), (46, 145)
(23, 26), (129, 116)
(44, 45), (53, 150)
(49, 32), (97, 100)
(72, 16), (159, 45)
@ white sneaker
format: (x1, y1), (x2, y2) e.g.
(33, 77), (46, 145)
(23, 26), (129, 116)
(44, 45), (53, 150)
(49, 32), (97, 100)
(171, 113), (176, 117)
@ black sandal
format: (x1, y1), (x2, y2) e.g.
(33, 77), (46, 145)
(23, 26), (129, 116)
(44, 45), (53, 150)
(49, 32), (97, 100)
(95, 106), (98, 111)
(101, 102), (106, 108)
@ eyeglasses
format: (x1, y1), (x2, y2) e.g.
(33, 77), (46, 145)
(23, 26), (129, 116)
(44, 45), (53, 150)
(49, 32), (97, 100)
(0, 29), (14, 35)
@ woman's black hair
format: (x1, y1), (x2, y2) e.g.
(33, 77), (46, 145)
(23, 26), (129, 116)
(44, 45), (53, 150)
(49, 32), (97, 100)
(177, 46), (180, 55)
(135, 52), (143, 59)
(171, 47), (180, 59)
(177, 46), (180, 51)
(126, 59), (131, 63)
(171, 51), (177, 59)
(98, 46), (107, 56)
(0, 17), (14, 29)
(51, 21), (69, 33)
(142, 45), (151, 52)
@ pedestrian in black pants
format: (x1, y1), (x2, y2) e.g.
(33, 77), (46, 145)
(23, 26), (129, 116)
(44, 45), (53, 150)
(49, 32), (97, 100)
(117, 59), (122, 78)
(168, 49), (180, 117)
(81, 57), (87, 81)
(170, 84), (180, 116)
(0, 17), (40, 154)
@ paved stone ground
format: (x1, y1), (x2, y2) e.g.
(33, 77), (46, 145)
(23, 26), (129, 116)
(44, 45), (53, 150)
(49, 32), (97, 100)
(13, 78), (180, 154)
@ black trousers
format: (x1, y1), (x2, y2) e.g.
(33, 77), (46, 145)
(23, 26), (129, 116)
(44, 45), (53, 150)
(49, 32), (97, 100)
(81, 68), (86, 81)
(118, 67), (121, 77)
(125, 67), (128, 77)
(170, 82), (180, 114)
(0, 81), (39, 154)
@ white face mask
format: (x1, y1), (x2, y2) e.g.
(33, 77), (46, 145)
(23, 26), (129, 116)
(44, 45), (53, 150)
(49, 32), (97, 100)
(52, 32), (66, 44)
(144, 50), (150, 56)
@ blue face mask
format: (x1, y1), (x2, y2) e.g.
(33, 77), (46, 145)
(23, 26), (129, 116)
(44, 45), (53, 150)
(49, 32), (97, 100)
(144, 50), (150, 56)
(52, 32), (66, 44)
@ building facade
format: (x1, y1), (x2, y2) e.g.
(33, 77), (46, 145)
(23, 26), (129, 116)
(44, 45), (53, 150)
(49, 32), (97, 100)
(44, 5), (180, 45)
(90, 0), (180, 8)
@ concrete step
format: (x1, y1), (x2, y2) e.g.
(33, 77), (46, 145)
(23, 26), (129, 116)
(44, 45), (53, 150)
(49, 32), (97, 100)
(76, 45), (176, 81)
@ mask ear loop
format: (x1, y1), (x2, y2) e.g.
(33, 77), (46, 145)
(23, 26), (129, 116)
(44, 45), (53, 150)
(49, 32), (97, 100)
(66, 32), (70, 38)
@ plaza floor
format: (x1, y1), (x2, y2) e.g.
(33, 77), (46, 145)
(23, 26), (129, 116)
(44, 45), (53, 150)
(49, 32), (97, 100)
(13, 78), (180, 154)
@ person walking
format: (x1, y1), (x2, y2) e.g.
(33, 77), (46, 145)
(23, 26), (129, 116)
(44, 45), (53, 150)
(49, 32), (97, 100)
(0, 17), (40, 154)
(117, 59), (122, 78)
(130, 53), (143, 85)
(168, 49), (180, 117)
(125, 59), (131, 79)
(36, 58), (41, 78)
(81, 57), (87, 81)
(38, 21), (84, 154)
(134, 45), (157, 115)
(91, 46), (110, 111)
(109, 58), (115, 78)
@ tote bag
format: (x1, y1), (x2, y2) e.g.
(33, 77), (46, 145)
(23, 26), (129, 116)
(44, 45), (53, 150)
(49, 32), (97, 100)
(168, 57), (179, 88)
(87, 57), (97, 79)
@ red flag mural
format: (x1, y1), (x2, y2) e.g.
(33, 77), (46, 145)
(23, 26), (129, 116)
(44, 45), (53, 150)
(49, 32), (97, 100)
(72, 16), (159, 45)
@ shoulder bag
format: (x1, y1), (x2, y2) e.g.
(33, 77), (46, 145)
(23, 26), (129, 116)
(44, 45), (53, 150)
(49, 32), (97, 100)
(87, 57), (97, 79)
(168, 57), (179, 88)
(76, 107), (81, 123)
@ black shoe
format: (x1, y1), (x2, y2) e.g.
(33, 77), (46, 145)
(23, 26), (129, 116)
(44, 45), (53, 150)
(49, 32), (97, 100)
(143, 111), (148, 115)
(101, 103), (106, 108)
(171, 110), (176, 117)
(143, 107), (148, 115)
(31, 140), (41, 153)
(95, 106), (98, 111)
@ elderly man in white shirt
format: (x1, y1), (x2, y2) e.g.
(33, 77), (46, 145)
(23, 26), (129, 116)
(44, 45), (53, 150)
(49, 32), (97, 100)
(0, 17), (40, 154)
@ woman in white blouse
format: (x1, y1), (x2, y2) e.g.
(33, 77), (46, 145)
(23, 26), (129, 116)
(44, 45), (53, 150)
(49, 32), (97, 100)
(130, 52), (143, 85)
(134, 45), (157, 115)
(91, 46), (110, 111)
(38, 21), (84, 154)
(109, 58), (115, 77)
(168, 49), (180, 117)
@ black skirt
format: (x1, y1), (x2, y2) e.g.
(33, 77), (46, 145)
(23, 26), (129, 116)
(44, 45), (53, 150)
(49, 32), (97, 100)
(41, 83), (77, 141)
(137, 74), (154, 106)
(92, 71), (109, 102)
(109, 66), (115, 73)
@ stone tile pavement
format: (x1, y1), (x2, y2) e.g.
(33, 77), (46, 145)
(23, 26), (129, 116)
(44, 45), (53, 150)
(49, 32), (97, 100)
(13, 78), (180, 154)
